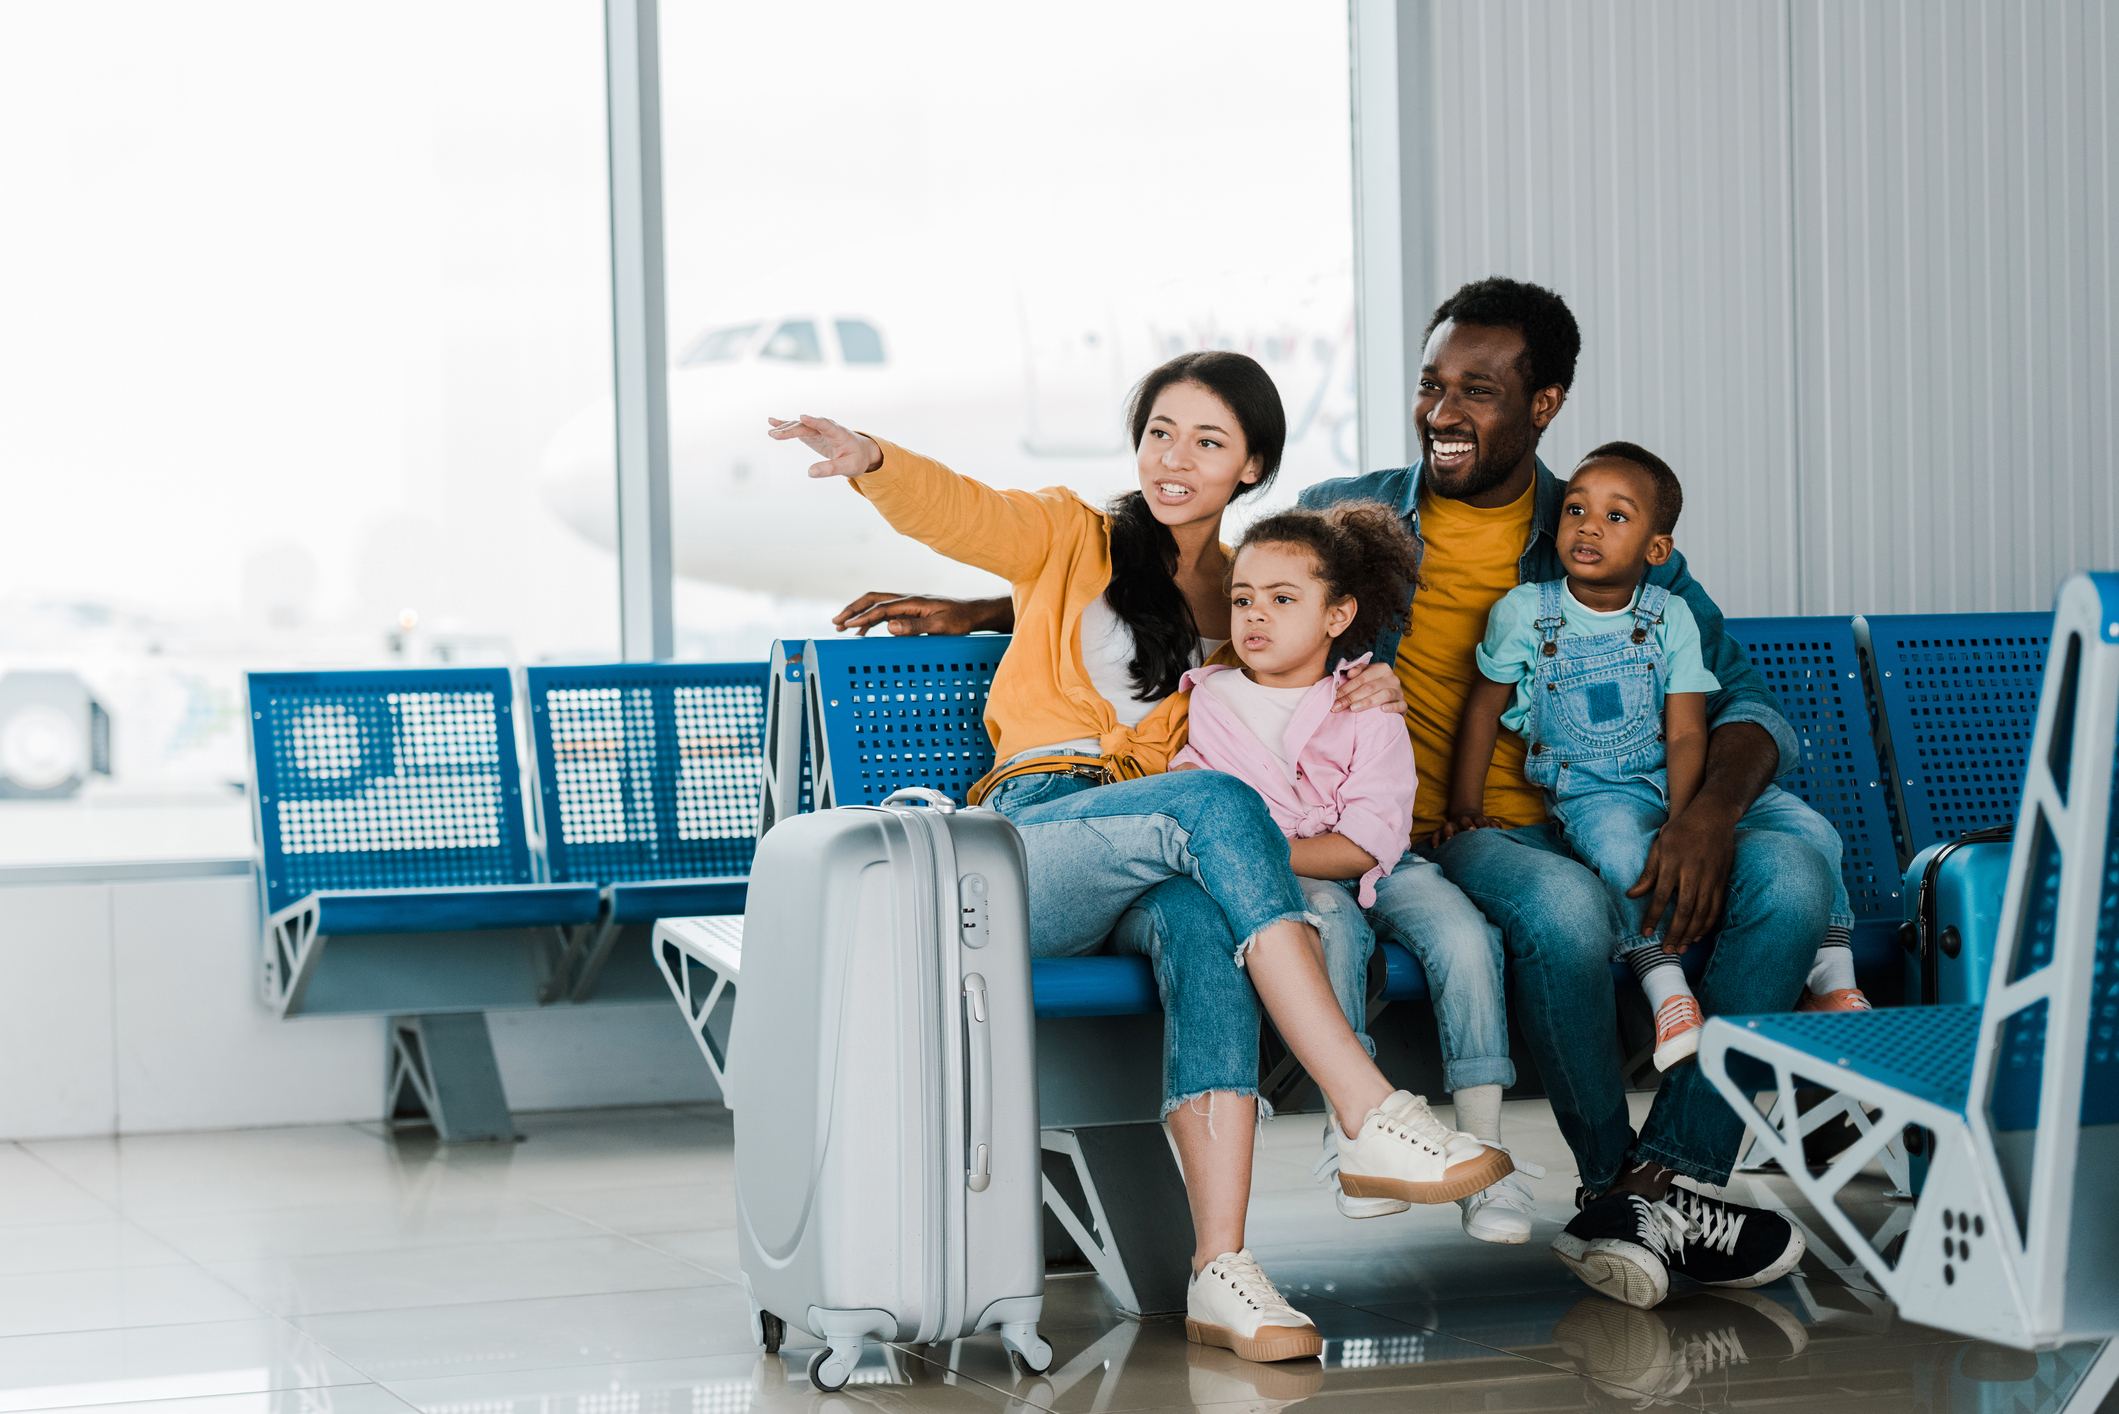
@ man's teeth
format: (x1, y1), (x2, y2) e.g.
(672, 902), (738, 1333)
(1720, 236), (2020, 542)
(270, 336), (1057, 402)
(1432, 440), (1474, 457)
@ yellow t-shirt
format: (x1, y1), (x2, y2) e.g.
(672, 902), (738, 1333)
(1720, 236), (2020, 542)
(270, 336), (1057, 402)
(1396, 481), (1550, 839)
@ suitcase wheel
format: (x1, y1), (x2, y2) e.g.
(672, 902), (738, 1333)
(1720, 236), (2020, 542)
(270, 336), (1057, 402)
(759, 1310), (784, 1355)
(1001, 1322), (1053, 1375)
(810, 1344), (860, 1391)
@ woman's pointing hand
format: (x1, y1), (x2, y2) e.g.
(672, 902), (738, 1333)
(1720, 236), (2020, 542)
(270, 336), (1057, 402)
(767, 415), (883, 479)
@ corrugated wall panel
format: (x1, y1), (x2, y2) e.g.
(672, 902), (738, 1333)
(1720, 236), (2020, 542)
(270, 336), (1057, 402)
(1792, 0), (2118, 614)
(1381, 0), (2116, 616)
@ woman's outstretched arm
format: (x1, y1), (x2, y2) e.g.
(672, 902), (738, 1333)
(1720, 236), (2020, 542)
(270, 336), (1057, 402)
(768, 415), (1074, 583)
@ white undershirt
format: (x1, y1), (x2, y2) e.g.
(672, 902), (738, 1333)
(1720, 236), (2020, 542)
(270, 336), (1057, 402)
(1011, 594), (1226, 761)
(1201, 670), (1311, 782)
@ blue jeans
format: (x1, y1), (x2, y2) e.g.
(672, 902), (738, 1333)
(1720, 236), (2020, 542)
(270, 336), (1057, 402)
(1434, 819), (1830, 1190)
(985, 765), (1314, 1112)
(1553, 780), (1855, 951)
(1302, 853), (1515, 1091)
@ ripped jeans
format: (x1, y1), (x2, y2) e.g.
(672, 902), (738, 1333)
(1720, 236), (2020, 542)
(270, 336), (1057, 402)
(986, 763), (1314, 1113)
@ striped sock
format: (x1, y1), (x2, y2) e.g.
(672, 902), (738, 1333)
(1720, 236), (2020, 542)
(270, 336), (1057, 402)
(1808, 928), (1856, 993)
(1623, 942), (1690, 1012)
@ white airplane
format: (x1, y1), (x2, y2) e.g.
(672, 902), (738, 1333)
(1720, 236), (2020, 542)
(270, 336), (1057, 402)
(540, 239), (1361, 603)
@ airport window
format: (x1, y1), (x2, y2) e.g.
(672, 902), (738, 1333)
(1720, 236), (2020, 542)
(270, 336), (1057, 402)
(835, 319), (886, 365)
(679, 322), (762, 366)
(0, 3), (616, 865)
(759, 320), (824, 363)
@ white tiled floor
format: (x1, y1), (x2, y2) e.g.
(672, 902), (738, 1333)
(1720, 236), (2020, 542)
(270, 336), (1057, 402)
(0, 1099), (2108, 1414)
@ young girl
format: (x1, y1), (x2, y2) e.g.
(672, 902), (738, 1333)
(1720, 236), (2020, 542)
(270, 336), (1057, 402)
(1171, 504), (1537, 1240)
(1444, 443), (1867, 1076)
(768, 352), (1509, 1367)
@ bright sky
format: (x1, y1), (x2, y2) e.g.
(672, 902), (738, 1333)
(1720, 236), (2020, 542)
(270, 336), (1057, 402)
(0, 0), (1351, 662)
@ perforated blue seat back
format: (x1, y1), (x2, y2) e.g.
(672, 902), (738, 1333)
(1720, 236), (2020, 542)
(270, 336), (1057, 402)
(807, 636), (1007, 807)
(1727, 616), (1899, 923)
(247, 669), (535, 914)
(1857, 614), (2053, 861)
(526, 663), (769, 884)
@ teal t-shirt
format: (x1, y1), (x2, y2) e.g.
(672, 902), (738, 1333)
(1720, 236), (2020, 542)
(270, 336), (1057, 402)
(1476, 580), (1721, 736)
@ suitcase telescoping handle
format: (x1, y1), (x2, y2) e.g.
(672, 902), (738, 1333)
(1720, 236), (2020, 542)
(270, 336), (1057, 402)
(963, 973), (993, 1192)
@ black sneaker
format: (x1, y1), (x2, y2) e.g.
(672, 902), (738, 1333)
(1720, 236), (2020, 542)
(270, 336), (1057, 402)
(1551, 1190), (1689, 1309)
(1662, 1185), (1806, 1289)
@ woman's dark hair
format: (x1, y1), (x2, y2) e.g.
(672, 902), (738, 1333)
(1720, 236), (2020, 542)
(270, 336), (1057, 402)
(1105, 351), (1288, 701)
(1233, 501), (1422, 666)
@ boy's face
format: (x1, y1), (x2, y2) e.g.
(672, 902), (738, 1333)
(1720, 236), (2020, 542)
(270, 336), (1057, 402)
(1557, 459), (1674, 590)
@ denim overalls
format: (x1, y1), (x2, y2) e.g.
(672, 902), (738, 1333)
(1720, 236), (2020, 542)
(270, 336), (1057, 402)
(1517, 579), (1853, 949)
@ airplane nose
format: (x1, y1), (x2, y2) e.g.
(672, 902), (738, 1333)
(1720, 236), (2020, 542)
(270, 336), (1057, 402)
(539, 397), (618, 552)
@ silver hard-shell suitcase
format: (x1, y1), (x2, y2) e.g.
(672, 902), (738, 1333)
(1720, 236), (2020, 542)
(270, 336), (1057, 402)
(730, 788), (1050, 1390)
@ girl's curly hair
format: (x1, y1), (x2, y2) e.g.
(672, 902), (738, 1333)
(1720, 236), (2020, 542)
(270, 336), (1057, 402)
(1233, 502), (1421, 665)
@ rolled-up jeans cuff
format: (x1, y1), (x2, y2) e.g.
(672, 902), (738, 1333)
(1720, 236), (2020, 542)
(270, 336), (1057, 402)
(1442, 1057), (1517, 1092)
(1628, 1137), (1732, 1189)
(1161, 1087), (1273, 1125)
(1232, 910), (1324, 967)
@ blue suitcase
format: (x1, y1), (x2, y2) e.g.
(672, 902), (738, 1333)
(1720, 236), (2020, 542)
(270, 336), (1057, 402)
(1900, 824), (2013, 1008)
(1899, 823), (2012, 1192)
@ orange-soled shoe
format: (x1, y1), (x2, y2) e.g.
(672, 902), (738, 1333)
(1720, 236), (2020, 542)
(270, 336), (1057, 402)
(1652, 995), (1705, 1071)
(1796, 988), (1872, 1013)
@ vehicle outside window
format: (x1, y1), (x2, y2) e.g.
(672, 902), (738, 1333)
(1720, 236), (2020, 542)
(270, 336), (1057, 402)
(834, 319), (886, 365)
(758, 320), (823, 363)
(678, 322), (762, 366)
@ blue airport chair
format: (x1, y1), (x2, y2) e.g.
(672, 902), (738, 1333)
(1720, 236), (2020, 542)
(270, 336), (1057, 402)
(803, 634), (1004, 808)
(525, 661), (769, 1003)
(1856, 611), (2054, 865)
(246, 668), (603, 1141)
(758, 639), (812, 834)
(1700, 572), (2119, 1411)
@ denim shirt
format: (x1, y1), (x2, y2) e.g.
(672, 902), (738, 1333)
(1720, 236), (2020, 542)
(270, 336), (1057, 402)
(1297, 459), (1800, 780)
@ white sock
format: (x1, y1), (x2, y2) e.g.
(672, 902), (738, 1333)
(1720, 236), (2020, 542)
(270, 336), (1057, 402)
(1451, 1084), (1503, 1144)
(1626, 943), (1694, 1013)
(1808, 930), (1856, 994)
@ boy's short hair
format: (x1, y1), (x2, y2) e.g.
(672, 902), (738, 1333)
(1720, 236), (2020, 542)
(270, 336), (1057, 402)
(1424, 277), (1582, 394)
(1579, 440), (1683, 535)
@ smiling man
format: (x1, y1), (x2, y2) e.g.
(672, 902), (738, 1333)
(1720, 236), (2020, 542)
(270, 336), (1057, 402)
(1297, 277), (1826, 1309)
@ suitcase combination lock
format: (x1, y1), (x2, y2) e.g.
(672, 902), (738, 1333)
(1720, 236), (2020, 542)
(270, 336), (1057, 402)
(959, 873), (990, 947)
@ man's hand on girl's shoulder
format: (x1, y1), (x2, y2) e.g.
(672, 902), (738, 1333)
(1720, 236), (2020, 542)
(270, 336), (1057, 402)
(1333, 661), (1407, 715)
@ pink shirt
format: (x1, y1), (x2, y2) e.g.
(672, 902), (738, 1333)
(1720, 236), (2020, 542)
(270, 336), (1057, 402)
(1171, 655), (1418, 907)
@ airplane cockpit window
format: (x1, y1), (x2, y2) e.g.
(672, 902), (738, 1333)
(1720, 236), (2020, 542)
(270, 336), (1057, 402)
(759, 319), (823, 363)
(677, 322), (761, 366)
(834, 319), (886, 365)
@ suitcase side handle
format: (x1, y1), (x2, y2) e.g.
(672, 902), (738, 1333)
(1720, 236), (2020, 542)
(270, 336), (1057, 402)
(963, 972), (992, 1193)
(883, 787), (957, 814)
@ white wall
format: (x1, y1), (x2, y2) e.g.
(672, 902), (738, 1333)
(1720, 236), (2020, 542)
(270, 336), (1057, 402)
(1352, 0), (2117, 617)
(0, 869), (717, 1140)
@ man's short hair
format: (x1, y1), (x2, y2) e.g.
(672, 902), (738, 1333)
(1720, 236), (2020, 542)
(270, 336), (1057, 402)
(1424, 277), (1582, 395)
(1580, 440), (1683, 535)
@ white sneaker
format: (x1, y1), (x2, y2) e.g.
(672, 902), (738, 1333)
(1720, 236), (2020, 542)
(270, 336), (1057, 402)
(1336, 1090), (1514, 1204)
(1315, 1114), (1410, 1218)
(1457, 1155), (1544, 1244)
(1186, 1250), (1323, 1364)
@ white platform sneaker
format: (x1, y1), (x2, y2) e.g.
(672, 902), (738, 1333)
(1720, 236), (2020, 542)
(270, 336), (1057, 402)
(1456, 1152), (1545, 1244)
(1315, 1114), (1410, 1218)
(1336, 1090), (1514, 1204)
(1186, 1250), (1324, 1364)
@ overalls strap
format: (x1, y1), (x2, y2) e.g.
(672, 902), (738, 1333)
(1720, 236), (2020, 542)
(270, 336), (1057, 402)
(1534, 579), (1568, 658)
(1629, 582), (1670, 645)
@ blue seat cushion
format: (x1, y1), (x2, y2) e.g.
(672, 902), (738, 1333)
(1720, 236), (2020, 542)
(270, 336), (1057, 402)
(307, 884), (603, 935)
(1031, 957), (1159, 1018)
(607, 877), (747, 924)
(1726, 1003), (1981, 1114)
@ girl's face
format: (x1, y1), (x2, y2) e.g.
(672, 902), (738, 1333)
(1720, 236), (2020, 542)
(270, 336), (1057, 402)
(1136, 381), (1263, 531)
(1228, 541), (1356, 686)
